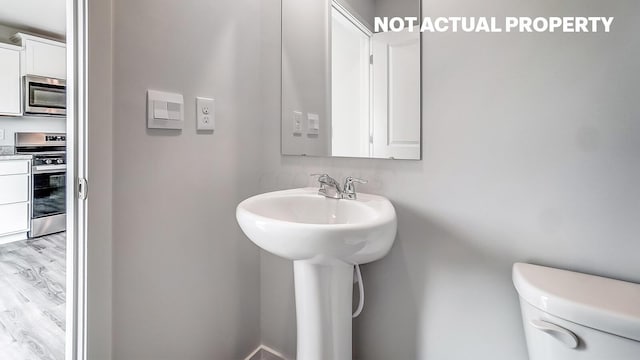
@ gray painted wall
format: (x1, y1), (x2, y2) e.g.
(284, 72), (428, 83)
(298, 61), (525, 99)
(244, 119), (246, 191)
(281, 0), (332, 157)
(112, 0), (262, 358)
(338, 0), (376, 29)
(260, 0), (640, 359)
(375, 0), (418, 19)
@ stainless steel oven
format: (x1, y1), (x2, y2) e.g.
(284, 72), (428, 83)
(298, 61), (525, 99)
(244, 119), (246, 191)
(24, 75), (67, 116)
(15, 132), (66, 237)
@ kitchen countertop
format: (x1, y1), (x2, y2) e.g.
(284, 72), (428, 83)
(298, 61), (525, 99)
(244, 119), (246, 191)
(0, 154), (32, 160)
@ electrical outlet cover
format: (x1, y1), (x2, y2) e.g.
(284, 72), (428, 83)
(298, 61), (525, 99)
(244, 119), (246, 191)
(196, 97), (215, 131)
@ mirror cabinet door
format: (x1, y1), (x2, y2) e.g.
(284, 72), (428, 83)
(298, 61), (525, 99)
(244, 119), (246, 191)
(281, 0), (421, 160)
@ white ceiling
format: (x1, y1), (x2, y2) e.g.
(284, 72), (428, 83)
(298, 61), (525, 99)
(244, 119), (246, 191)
(0, 0), (66, 36)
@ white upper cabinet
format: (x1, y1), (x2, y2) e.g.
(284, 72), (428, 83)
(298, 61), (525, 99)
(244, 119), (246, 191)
(0, 43), (22, 116)
(12, 33), (66, 80)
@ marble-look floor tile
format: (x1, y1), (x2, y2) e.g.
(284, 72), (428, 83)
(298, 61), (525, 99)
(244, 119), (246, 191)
(0, 233), (66, 360)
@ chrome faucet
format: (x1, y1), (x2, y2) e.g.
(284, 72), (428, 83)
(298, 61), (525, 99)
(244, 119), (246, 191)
(311, 174), (367, 200)
(311, 173), (343, 199)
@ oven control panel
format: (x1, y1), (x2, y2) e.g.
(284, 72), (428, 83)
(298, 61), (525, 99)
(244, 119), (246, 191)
(33, 155), (66, 166)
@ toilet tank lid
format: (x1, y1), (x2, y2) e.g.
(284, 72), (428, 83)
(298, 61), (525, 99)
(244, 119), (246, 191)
(513, 263), (640, 342)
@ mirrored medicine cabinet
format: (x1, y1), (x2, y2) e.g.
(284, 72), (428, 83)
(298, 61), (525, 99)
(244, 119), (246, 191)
(281, 0), (421, 160)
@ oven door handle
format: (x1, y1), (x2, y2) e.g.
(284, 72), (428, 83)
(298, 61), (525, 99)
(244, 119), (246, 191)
(33, 165), (67, 173)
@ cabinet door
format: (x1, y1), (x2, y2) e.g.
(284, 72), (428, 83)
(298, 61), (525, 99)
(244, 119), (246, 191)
(0, 174), (29, 205)
(0, 202), (29, 236)
(25, 39), (66, 79)
(0, 46), (21, 116)
(0, 160), (29, 175)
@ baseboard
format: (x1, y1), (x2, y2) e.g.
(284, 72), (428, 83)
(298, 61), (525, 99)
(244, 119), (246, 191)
(0, 232), (28, 245)
(244, 345), (287, 360)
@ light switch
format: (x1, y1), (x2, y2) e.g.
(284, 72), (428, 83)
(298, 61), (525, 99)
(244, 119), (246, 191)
(167, 102), (181, 120)
(293, 111), (303, 135)
(147, 90), (184, 130)
(196, 97), (215, 131)
(307, 113), (319, 135)
(153, 101), (169, 119)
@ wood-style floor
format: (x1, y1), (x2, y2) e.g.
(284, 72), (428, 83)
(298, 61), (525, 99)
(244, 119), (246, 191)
(0, 232), (66, 360)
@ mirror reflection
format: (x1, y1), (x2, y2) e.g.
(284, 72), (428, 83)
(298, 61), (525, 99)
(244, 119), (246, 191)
(282, 0), (421, 160)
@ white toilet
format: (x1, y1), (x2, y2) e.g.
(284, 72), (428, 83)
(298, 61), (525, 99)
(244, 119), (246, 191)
(513, 263), (640, 359)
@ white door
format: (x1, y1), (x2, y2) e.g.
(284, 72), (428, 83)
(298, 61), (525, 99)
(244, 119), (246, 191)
(372, 29), (420, 159)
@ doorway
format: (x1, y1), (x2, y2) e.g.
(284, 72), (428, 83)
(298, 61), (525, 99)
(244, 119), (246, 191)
(0, 0), (87, 359)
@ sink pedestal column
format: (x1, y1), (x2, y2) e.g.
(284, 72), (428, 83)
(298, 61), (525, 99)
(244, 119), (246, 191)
(293, 259), (354, 360)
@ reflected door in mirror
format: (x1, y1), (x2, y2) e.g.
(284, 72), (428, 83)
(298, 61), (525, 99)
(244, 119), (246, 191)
(281, 0), (421, 160)
(372, 29), (420, 159)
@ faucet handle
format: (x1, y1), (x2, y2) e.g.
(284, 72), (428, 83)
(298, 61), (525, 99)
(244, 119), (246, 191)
(343, 177), (367, 199)
(344, 176), (368, 187)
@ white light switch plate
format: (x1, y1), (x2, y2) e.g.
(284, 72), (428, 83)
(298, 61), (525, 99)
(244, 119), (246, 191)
(147, 90), (184, 130)
(293, 111), (303, 135)
(307, 113), (319, 135)
(196, 97), (215, 131)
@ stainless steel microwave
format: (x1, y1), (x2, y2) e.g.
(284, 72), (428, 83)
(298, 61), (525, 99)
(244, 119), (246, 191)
(24, 75), (66, 116)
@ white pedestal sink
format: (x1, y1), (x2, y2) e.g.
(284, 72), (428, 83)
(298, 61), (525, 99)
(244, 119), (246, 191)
(236, 188), (397, 360)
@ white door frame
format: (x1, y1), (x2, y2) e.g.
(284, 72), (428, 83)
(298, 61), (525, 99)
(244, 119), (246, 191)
(66, 0), (88, 359)
(330, 1), (373, 157)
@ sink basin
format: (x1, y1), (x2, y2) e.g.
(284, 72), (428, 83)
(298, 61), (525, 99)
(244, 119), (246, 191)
(236, 187), (397, 264)
(236, 187), (397, 360)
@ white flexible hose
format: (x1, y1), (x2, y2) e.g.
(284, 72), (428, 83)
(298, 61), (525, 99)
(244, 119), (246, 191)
(352, 264), (364, 318)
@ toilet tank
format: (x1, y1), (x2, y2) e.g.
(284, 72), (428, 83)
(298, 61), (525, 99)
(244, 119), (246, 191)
(513, 263), (640, 360)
